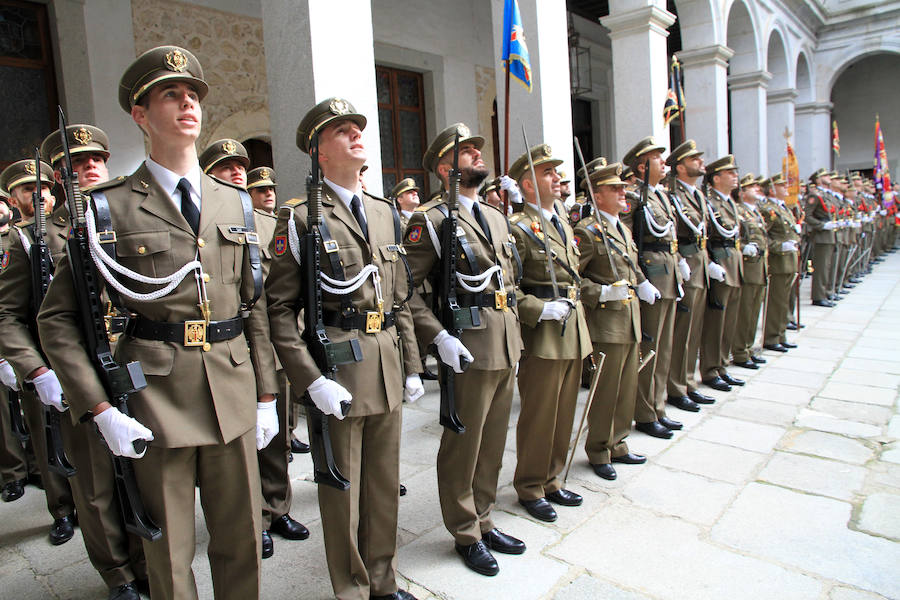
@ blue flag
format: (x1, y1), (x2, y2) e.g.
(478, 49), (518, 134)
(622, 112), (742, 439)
(502, 0), (532, 92)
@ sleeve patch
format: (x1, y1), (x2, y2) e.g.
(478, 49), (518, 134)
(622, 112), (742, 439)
(0, 251), (8, 269)
(273, 235), (287, 256)
(406, 224), (422, 243)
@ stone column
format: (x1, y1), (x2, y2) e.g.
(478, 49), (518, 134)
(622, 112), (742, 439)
(728, 70), (771, 175)
(603, 2), (676, 159)
(766, 89), (797, 176)
(795, 101), (834, 177)
(261, 0), (381, 197)
(677, 44), (733, 159)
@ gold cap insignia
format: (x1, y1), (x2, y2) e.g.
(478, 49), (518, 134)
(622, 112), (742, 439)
(647, 137), (657, 146)
(687, 140), (695, 150)
(73, 127), (92, 146)
(259, 168), (270, 179)
(591, 158), (608, 172)
(329, 98), (350, 115)
(614, 164), (623, 176)
(542, 145), (552, 157)
(24, 162), (36, 175)
(223, 140), (237, 154)
(165, 49), (188, 72)
(456, 124), (471, 138)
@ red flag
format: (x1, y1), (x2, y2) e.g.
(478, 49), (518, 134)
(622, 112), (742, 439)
(832, 120), (840, 156)
(874, 116), (893, 206)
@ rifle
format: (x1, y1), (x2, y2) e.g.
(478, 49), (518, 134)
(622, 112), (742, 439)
(634, 159), (650, 263)
(300, 133), (355, 489)
(28, 148), (75, 478)
(436, 131), (473, 433)
(57, 107), (160, 541)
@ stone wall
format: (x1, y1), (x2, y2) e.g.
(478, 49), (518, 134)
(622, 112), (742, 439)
(131, 0), (270, 151)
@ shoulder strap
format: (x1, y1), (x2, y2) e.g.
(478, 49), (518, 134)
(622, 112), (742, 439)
(389, 202), (414, 306)
(587, 222), (641, 277)
(513, 219), (581, 283)
(237, 189), (263, 312)
(90, 192), (125, 310)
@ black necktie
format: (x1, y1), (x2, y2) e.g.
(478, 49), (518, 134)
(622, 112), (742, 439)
(551, 214), (566, 243)
(178, 178), (199, 235)
(350, 195), (368, 241)
(471, 202), (492, 243)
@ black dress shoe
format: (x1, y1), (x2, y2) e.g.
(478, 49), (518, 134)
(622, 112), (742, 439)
(420, 368), (438, 381)
(659, 416), (683, 430)
(261, 530), (273, 559)
(720, 373), (745, 386)
(667, 395), (700, 412)
(688, 390), (716, 404)
(732, 360), (759, 370)
(49, 514), (75, 546)
(812, 300), (834, 307)
(611, 452), (646, 465)
(108, 582), (140, 600)
(518, 497), (558, 522)
(635, 421), (673, 439)
(1, 479), (25, 502)
(371, 590), (418, 600)
(482, 528), (526, 554)
(763, 343), (788, 353)
(400, 483), (407, 496)
(455, 540), (499, 576)
(546, 489), (583, 506)
(781, 341), (798, 349)
(591, 463), (617, 480)
(702, 377), (732, 392)
(750, 354), (766, 364)
(134, 578), (150, 597)
(828, 293), (838, 300)
(786, 321), (798, 330)
(269, 514), (309, 540)
(290, 437), (310, 453)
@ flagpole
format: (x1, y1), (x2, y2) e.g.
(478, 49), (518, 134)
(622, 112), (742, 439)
(503, 64), (511, 214)
(676, 58), (686, 145)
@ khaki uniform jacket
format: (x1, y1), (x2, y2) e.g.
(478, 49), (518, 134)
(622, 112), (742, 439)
(804, 187), (837, 244)
(254, 208), (282, 372)
(510, 203), (590, 361)
(761, 198), (800, 275)
(706, 189), (744, 287)
(403, 196), (522, 370)
(37, 164), (278, 447)
(574, 215), (643, 344)
(670, 180), (709, 290)
(621, 184), (681, 298)
(736, 202), (768, 285)
(265, 186), (419, 417)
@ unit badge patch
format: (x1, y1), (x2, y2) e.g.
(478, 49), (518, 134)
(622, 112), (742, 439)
(406, 225), (422, 243)
(274, 235), (287, 256)
(0, 251), (8, 270)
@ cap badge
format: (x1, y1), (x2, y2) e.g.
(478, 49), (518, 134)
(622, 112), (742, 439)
(165, 49), (188, 73)
(542, 145), (552, 158)
(24, 162), (36, 175)
(73, 127), (92, 145)
(223, 140), (237, 155)
(259, 168), (270, 179)
(614, 165), (623, 176)
(456, 124), (471, 138)
(329, 98), (350, 115)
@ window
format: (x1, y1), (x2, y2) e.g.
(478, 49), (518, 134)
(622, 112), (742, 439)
(376, 66), (428, 197)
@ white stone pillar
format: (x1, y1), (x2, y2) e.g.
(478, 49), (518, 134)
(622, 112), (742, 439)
(535, 0), (574, 185)
(795, 101), (834, 178)
(261, 0), (381, 198)
(603, 2), (676, 160)
(677, 44), (733, 159)
(727, 70), (771, 175)
(765, 89), (797, 177)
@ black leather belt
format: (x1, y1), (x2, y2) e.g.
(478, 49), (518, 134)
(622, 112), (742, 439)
(642, 240), (679, 254)
(126, 315), (242, 347)
(521, 285), (580, 301)
(710, 238), (737, 248)
(323, 309), (396, 333)
(457, 292), (517, 309)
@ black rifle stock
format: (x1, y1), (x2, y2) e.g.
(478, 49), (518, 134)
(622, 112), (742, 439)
(437, 131), (472, 434)
(301, 133), (354, 490)
(57, 107), (160, 541)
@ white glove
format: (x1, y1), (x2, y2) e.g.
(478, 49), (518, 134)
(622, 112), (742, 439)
(707, 262), (726, 282)
(32, 370), (66, 413)
(404, 374), (425, 403)
(0, 359), (17, 390)
(255, 401), (278, 450)
(434, 330), (474, 374)
(793, 224), (802, 234)
(880, 209), (888, 216)
(742, 242), (759, 257)
(781, 240), (799, 252)
(677, 258), (691, 280)
(499, 175), (522, 205)
(307, 376), (351, 419)
(94, 407), (154, 459)
(539, 300), (572, 322)
(823, 221), (837, 230)
(636, 280), (661, 304)
(852, 221), (861, 229)
(676, 283), (685, 301)
(599, 282), (630, 302)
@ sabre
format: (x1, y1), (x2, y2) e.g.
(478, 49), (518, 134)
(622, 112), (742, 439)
(563, 351), (605, 485)
(574, 137), (621, 282)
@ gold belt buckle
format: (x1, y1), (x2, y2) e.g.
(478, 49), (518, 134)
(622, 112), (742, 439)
(495, 289), (509, 311)
(567, 285), (578, 301)
(670, 240), (678, 254)
(184, 320), (207, 347)
(365, 311), (382, 334)
(700, 236), (707, 250)
(735, 239), (741, 252)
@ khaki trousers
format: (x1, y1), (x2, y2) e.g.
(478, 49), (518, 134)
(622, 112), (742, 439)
(0, 390), (27, 483)
(584, 342), (638, 465)
(635, 298), (675, 423)
(259, 371), (291, 530)
(437, 367), (514, 546)
(765, 273), (794, 345)
(514, 356), (581, 501)
(21, 389), (74, 518)
(811, 242), (834, 301)
(63, 418), (146, 588)
(134, 430), (261, 600)
(732, 282), (765, 362)
(700, 283), (741, 380)
(667, 285), (706, 398)
(319, 407), (401, 600)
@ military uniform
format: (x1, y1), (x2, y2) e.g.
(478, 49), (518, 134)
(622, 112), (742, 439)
(573, 164), (644, 467)
(760, 177), (800, 347)
(509, 145), (591, 506)
(38, 46), (276, 600)
(266, 98), (419, 600)
(731, 176), (768, 364)
(200, 138), (250, 176)
(804, 172), (838, 304)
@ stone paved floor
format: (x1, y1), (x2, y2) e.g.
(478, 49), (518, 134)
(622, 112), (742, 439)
(2, 253), (899, 599)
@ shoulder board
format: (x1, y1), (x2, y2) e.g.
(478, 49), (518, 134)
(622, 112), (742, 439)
(363, 191), (391, 204)
(253, 207), (275, 220)
(87, 175), (127, 194)
(417, 197), (446, 212)
(284, 197), (306, 207)
(508, 213), (527, 224)
(481, 202), (504, 214)
(208, 174), (248, 193)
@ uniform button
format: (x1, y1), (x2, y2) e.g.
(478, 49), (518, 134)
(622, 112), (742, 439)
(202, 273), (210, 283)
(137, 246), (146, 255)
(202, 342), (211, 352)
(198, 238), (206, 247)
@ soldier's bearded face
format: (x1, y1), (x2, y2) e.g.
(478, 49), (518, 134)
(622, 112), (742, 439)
(683, 156), (705, 178)
(12, 183), (54, 218)
(319, 119), (366, 169)
(458, 143), (489, 188)
(133, 82), (202, 143)
(71, 152), (109, 188)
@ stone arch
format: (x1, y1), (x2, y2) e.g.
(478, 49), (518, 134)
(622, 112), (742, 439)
(725, 0), (765, 173)
(200, 110), (271, 154)
(766, 29), (790, 89)
(795, 51), (813, 104)
(670, 0), (717, 50)
(823, 48), (900, 101)
(765, 29), (793, 175)
(725, 0), (760, 75)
